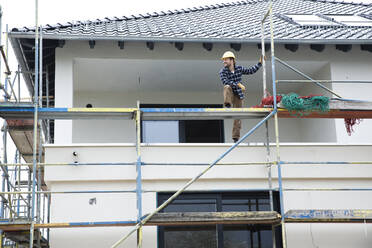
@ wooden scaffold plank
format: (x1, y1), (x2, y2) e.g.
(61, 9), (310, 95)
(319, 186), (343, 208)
(285, 209), (372, 223)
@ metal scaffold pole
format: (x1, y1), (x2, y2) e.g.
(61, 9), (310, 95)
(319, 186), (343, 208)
(135, 101), (143, 248)
(267, 1), (287, 247)
(30, 0), (39, 247)
(0, 7), (5, 247)
(261, 4), (276, 247)
(36, 23), (43, 248)
(265, 122), (276, 248)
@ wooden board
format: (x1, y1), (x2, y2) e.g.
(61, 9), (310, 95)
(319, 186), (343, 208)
(285, 209), (372, 223)
(148, 211), (281, 225)
(6, 120), (43, 163)
(277, 99), (372, 119)
(278, 109), (372, 119)
(0, 211), (281, 231)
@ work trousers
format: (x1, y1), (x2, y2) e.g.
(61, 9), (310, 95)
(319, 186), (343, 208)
(223, 85), (243, 140)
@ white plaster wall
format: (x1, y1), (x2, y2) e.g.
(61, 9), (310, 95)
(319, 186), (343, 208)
(53, 41), (372, 144)
(44, 143), (372, 247)
(73, 90), (305, 143)
(298, 63), (338, 142)
(54, 48), (74, 143)
(50, 41), (372, 247)
(330, 57), (372, 143)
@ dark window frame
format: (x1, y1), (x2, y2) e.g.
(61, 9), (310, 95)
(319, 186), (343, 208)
(157, 191), (282, 248)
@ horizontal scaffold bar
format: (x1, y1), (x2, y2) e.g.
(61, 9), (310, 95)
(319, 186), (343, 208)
(2, 188), (372, 196)
(0, 211), (281, 231)
(1, 105), (372, 119)
(0, 161), (274, 167)
(2, 209), (372, 231)
(0, 107), (137, 119)
(0, 159), (304, 170)
(141, 108), (271, 120)
(277, 80), (372, 84)
(281, 161), (372, 165)
(2, 160), (372, 167)
(285, 209), (372, 223)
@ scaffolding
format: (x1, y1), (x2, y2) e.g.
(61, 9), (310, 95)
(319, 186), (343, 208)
(0, 1), (371, 248)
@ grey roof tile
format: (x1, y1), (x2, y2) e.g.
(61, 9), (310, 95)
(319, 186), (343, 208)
(10, 0), (372, 42)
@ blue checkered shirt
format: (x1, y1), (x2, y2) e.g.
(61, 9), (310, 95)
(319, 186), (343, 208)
(219, 63), (262, 99)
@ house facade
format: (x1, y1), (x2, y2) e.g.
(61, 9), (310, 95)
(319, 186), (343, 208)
(9, 0), (372, 247)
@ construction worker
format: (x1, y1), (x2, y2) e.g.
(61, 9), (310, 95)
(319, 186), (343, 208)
(219, 51), (264, 143)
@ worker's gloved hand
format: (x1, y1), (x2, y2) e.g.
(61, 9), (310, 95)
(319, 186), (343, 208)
(237, 83), (246, 91)
(259, 55), (267, 64)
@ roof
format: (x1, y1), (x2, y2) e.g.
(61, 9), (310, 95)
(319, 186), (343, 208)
(9, 0), (372, 43)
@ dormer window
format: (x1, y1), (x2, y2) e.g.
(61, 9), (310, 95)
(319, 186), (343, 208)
(282, 14), (372, 27)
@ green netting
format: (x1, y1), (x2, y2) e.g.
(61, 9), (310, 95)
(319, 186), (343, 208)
(281, 93), (330, 116)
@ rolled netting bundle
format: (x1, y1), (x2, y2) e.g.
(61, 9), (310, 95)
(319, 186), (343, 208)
(280, 93), (330, 116)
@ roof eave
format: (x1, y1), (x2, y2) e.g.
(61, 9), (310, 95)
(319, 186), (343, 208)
(9, 32), (372, 45)
(9, 36), (35, 97)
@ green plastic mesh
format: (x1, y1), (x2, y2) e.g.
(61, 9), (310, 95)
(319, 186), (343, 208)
(281, 93), (330, 116)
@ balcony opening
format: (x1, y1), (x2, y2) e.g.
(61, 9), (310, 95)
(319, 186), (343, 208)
(141, 104), (224, 143)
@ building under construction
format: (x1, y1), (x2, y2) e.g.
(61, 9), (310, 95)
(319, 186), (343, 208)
(0, 0), (372, 247)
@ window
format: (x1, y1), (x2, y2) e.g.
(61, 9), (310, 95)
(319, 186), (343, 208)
(283, 14), (372, 27)
(142, 121), (180, 143)
(326, 15), (372, 27)
(158, 192), (282, 248)
(285, 14), (336, 26)
(141, 104), (224, 143)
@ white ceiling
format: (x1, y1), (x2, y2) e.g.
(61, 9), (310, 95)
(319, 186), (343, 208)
(74, 58), (328, 93)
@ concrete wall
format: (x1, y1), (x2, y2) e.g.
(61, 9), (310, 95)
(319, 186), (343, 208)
(52, 41), (372, 144)
(44, 143), (372, 248)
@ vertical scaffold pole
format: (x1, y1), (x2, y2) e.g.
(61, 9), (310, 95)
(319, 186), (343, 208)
(0, 5), (2, 75)
(135, 101), (143, 248)
(46, 70), (50, 143)
(4, 24), (8, 102)
(0, 8), (3, 248)
(37, 24), (43, 226)
(47, 194), (51, 242)
(261, 17), (267, 98)
(36, 27), (43, 248)
(265, 122), (276, 248)
(17, 151), (21, 217)
(30, 0), (39, 247)
(262, 2), (276, 247)
(18, 65), (21, 102)
(268, 2), (287, 247)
